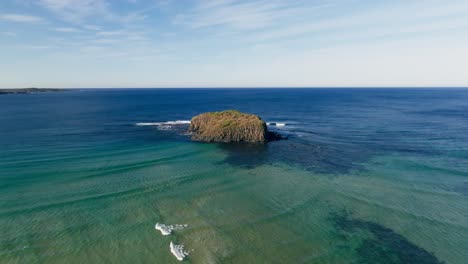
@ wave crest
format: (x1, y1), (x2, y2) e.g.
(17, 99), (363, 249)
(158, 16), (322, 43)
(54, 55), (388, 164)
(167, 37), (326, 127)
(136, 120), (190, 126)
(155, 223), (188, 235)
(136, 120), (191, 130)
(170, 241), (190, 261)
(267, 122), (286, 127)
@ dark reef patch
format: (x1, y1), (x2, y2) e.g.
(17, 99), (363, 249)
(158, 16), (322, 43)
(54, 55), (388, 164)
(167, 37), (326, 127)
(331, 212), (444, 264)
(454, 182), (468, 196)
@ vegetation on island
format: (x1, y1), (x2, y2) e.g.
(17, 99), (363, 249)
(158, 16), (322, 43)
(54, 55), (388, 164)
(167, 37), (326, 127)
(189, 110), (283, 143)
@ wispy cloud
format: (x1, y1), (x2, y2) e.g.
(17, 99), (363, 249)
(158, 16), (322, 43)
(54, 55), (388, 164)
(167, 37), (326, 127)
(2, 31), (17, 37)
(55, 27), (80, 33)
(91, 38), (120, 44)
(38, 0), (150, 26)
(83, 25), (101, 31)
(238, 0), (468, 43)
(36, 0), (152, 51)
(38, 0), (112, 24)
(174, 0), (309, 30)
(96, 31), (124, 36)
(0, 13), (45, 23)
(94, 29), (148, 43)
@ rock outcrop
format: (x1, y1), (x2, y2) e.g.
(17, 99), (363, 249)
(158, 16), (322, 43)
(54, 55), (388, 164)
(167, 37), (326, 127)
(189, 110), (279, 143)
(0, 88), (68, 95)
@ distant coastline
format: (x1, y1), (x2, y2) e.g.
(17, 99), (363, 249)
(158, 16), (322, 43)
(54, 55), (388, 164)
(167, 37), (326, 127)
(0, 88), (68, 95)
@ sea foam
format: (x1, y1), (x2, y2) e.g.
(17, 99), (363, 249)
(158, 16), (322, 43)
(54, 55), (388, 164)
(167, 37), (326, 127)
(170, 242), (190, 261)
(136, 120), (191, 131)
(155, 223), (188, 235)
(136, 120), (191, 126)
(267, 122), (286, 127)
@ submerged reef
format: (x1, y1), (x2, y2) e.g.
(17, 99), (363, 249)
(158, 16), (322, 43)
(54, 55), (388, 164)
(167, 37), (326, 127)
(189, 110), (283, 143)
(332, 212), (444, 264)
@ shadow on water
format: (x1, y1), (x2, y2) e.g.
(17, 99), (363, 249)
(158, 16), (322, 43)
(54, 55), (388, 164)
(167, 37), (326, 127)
(331, 211), (444, 264)
(217, 137), (367, 174)
(216, 142), (269, 169)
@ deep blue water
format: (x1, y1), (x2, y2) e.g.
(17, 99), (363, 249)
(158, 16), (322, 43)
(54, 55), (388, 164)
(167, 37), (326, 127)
(1, 88), (468, 263)
(3, 88), (468, 173)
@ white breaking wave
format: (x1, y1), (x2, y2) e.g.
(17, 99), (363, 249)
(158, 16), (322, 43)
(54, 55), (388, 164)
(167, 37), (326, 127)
(155, 223), (188, 236)
(267, 122), (286, 127)
(136, 120), (191, 126)
(136, 122), (162, 126)
(170, 242), (190, 261)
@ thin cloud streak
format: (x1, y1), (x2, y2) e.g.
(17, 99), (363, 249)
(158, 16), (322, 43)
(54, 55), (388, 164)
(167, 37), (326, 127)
(241, 1), (468, 43)
(55, 27), (80, 32)
(38, 0), (111, 23)
(174, 0), (313, 30)
(0, 13), (45, 23)
(2, 31), (17, 36)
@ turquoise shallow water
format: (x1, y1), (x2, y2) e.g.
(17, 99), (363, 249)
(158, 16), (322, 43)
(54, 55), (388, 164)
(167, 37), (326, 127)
(1, 89), (468, 263)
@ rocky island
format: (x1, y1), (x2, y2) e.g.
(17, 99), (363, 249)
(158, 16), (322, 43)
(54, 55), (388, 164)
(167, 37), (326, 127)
(188, 110), (283, 143)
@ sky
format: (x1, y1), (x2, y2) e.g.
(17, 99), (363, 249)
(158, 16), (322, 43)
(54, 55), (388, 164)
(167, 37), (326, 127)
(1, 0), (468, 88)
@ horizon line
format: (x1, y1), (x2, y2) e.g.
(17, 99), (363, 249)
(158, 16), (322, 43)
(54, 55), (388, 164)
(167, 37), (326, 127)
(3, 86), (468, 90)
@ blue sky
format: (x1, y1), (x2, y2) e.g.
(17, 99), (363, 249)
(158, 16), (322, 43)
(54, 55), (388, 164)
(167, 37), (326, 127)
(1, 0), (468, 88)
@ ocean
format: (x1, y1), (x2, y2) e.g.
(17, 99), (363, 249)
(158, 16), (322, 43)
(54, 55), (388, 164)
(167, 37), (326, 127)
(1, 88), (467, 263)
